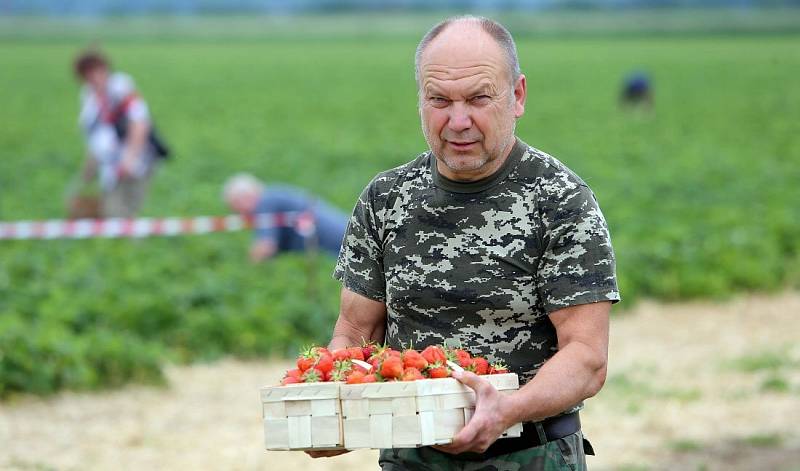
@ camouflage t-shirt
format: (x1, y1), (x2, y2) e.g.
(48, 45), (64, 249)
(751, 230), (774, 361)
(334, 138), (620, 384)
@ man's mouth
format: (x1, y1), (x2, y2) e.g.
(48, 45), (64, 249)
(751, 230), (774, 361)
(446, 140), (478, 151)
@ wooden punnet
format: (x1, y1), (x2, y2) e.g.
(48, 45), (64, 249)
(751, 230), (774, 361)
(339, 373), (523, 449)
(261, 382), (343, 450)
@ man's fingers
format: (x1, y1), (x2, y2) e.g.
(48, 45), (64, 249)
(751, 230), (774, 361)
(452, 370), (493, 396)
(305, 449), (350, 458)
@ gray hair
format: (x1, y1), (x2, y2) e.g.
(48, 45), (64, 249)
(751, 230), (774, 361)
(414, 16), (521, 87)
(222, 172), (263, 201)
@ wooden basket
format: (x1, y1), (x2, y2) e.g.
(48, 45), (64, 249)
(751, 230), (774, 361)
(339, 373), (523, 449)
(261, 382), (343, 450)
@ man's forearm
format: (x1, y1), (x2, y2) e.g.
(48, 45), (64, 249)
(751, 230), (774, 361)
(328, 315), (384, 350)
(121, 120), (150, 172)
(503, 341), (607, 425)
(328, 288), (387, 350)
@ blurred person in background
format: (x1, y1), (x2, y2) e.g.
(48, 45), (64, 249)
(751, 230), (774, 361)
(73, 49), (168, 218)
(619, 71), (653, 110)
(223, 173), (347, 262)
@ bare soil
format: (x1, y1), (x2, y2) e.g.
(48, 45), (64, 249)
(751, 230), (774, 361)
(2, 292), (799, 471)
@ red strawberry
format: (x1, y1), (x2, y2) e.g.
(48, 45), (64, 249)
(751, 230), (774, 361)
(380, 356), (404, 379)
(285, 368), (303, 379)
(449, 348), (472, 368)
(346, 371), (366, 384)
(346, 347), (365, 361)
(297, 345), (325, 371)
(315, 352), (334, 374)
(427, 363), (451, 378)
(421, 345), (447, 365)
(401, 367), (425, 381)
(281, 376), (302, 385)
(470, 357), (490, 375)
(297, 355), (315, 372)
(302, 367), (324, 383)
(489, 362), (509, 374)
(362, 342), (378, 360)
(362, 374), (378, 383)
(332, 348), (351, 362)
(402, 349), (428, 370)
(317, 347), (332, 357)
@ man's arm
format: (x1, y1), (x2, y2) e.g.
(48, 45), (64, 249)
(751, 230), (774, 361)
(438, 301), (610, 454)
(119, 119), (150, 178)
(249, 239), (277, 263)
(306, 288), (386, 458)
(328, 287), (387, 350)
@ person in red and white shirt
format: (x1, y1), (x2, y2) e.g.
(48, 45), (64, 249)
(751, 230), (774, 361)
(75, 50), (159, 217)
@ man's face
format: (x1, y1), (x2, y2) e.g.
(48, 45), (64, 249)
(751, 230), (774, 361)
(83, 66), (109, 92)
(418, 25), (526, 181)
(227, 190), (260, 214)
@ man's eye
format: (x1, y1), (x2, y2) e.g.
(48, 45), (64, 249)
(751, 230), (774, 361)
(429, 97), (450, 106)
(470, 95), (491, 104)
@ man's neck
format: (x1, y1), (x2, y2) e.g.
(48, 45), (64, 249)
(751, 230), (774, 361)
(436, 137), (516, 183)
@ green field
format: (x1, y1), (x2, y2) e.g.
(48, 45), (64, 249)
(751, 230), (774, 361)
(1, 13), (799, 396)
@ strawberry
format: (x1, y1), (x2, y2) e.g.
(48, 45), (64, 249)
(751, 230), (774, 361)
(362, 342), (378, 361)
(470, 357), (490, 375)
(347, 347), (365, 361)
(330, 360), (354, 382)
(285, 368), (303, 380)
(402, 349), (428, 370)
(332, 348), (351, 362)
(317, 347), (332, 357)
(427, 363), (450, 379)
(315, 352), (334, 374)
(297, 353), (316, 372)
(449, 348), (472, 368)
(401, 367), (425, 381)
(489, 362), (509, 375)
(281, 376), (302, 385)
(346, 371), (366, 384)
(380, 356), (404, 379)
(297, 345), (327, 372)
(362, 374), (378, 383)
(302, 367), (324, 383)
(421, 345), (447, 365)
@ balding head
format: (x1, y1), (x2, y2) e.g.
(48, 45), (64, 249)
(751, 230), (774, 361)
(415, 16), (527, 183)
(415, 16), (521, 88)
(223, 173), (264, 214)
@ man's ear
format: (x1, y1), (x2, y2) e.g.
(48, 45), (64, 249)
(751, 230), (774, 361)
(514, 74), (527, 118)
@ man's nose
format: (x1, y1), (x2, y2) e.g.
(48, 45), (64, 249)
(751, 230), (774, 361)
(447, 101), (472, 132)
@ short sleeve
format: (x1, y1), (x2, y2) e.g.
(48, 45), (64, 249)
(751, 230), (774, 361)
(536, 181), (620, 313)
(125, 99), (150, 122)
(333, 180), (387, 302)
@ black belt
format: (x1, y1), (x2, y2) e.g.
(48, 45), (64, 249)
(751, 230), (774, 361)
(451, 411), (582, 461)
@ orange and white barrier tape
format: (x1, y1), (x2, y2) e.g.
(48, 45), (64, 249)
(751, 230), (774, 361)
(0, 212), (316, 241)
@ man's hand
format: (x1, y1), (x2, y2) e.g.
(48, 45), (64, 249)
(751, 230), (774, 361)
(305, 449), (351, 459)
(249, 239), (277, 262)
(433, 370), (519, 455)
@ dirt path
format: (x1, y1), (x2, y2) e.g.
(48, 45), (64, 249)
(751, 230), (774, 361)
(2, 292), (799, 471)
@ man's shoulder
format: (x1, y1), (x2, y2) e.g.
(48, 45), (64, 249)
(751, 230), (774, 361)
(514, 140), (589, 191)
(108, 72), (137, 100)
(363, 151), (432, 197)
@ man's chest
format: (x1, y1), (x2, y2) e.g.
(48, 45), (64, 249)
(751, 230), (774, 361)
(380, 186), (545, 311)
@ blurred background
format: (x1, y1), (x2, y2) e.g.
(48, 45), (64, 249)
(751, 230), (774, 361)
(1, 1), (799, 470)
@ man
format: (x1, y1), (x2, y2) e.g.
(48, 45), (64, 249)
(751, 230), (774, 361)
(223, 173), (348, 262)
(75, 50), (165, 217)
(315, 16), (620, 470)
(619, 71), (653, 110)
